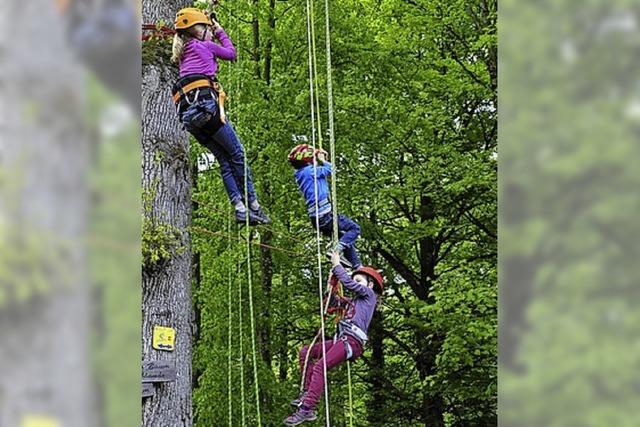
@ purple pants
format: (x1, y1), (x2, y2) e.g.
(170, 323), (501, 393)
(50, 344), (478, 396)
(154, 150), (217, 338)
(298, 335), (363, 410)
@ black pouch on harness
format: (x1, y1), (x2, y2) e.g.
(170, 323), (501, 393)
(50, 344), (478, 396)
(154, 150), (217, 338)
(180, 97), (218, 131)
(173, 75), (222, 133)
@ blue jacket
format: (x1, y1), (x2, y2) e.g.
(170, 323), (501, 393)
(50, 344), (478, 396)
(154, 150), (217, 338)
(294, 162), (333, 217)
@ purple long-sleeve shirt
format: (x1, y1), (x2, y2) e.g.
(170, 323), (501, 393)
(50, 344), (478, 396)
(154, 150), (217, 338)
(179, 28), (237, 78)
(332, 264), (377, 336)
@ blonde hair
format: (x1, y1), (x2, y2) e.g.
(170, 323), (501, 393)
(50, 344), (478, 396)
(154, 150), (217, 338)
(171, 24), (208, 64)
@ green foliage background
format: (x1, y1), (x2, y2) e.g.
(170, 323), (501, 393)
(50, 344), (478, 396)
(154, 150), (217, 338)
(499, 1), (640, 426)
(88, 77), (141, 427)
(188, 0), (497, 425)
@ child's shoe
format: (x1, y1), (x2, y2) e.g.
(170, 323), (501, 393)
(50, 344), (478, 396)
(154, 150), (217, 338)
(290, 391), (307, 408)
(236, 209), (259, 225)
(235, 209), (248, 224)
(250, 206), (271, 224)
(325, 242), (352, 268)
(283, 408), (317, 426)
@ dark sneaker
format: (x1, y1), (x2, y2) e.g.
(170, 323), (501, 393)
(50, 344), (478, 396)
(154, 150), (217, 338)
(235, 210), (247, 224)
(325, 246), (352, 268)
(290, 392), (307, 408)
(283, 409), (317, 426)
(250, 206), (271, 224)
(235, 210), (258, 225)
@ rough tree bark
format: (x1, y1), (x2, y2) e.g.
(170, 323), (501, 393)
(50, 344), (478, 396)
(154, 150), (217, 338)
(141, 0), (194, 426)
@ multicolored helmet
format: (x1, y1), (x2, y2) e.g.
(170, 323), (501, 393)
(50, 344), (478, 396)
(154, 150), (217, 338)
(288, 144), (316, 165)
(353, 266), (384, 294)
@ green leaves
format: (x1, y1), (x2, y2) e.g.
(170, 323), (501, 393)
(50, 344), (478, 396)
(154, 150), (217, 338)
(186, 0), (496, 424)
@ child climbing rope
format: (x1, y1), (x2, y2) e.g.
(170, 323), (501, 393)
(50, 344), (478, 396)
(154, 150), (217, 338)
(284, 251), (384, 426)
(171, 7), (270, 225)
(288, 144), (361, 268)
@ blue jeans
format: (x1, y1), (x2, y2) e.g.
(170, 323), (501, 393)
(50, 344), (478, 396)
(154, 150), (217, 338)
(313, 213), (361, 268)
(180, 96), (257, 205)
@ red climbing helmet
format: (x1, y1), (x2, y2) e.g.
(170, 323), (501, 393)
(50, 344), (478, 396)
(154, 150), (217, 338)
(353, 266), (384, 294)
(288, 144), (316, 165)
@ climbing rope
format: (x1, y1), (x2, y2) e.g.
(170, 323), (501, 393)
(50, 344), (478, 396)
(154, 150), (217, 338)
(299, 273), (344, 392)
(305, 0), (319, 155)
(192, 225), (304, 257)
(243, 196), (262, 426)
(192, 198), (304, 249)
(237, 229), (247, 427)
(235, 10), (263, 423)
(227, 211), (233, 426)
(320, 0), (356, 423)
(323, 0), (339, 245)
(346, 360), (354, 427)
(308, 0), (324, 151)
(305, 0), (331, 423)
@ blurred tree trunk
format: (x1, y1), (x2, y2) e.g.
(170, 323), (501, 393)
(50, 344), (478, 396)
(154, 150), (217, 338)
(141, 0), (194, 426)
(0, 2), (96, 427)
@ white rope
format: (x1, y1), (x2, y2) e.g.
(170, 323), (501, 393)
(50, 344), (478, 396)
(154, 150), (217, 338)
(321, 0), (356, 424)
(323, 0), (339, 242)
(305, 0), (331, 423)
(227, 211), (233, 426)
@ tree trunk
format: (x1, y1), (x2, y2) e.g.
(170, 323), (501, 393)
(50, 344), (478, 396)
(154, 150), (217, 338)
(278, 272), (290, 383)
(263, 0), (276, 86)
(251, 0), (262, 79)
(366, 310), (386, 425)
(191, 166), (202, 391)
(0, 1), (96, 426)
(416, 331), (445, 427)
(259, 227), (274, 366)
(141, 1), (194, 426)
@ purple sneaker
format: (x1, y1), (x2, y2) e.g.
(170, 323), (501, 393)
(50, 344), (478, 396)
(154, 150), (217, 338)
(283, 408), (317, 426)
(290, 391), (307, 408)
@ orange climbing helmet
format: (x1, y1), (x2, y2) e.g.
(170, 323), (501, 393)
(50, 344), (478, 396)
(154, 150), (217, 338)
(174, 7), (212, 30)
(353, 267), (384, 294)
(288, 144), (316, 166)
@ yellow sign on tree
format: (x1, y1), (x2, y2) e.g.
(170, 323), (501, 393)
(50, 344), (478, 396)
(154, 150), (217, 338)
(21, 416), (61, 427)
(153, 325), (176, 351)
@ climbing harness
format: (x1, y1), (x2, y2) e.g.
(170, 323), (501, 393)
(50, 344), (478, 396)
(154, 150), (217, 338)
(336, 320), (368, 345)
(324, 274), (356, 321)
(307, 199), (332, 218)
(299, 274), (342, 394)
(324, 273), (367, 361)
(172, 74), (228, 125)
(172, 75), (218, 104)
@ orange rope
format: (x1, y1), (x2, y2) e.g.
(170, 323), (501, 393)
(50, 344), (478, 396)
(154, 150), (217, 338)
(192, 225), (305, 257)
(141, 23), (175, 41)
